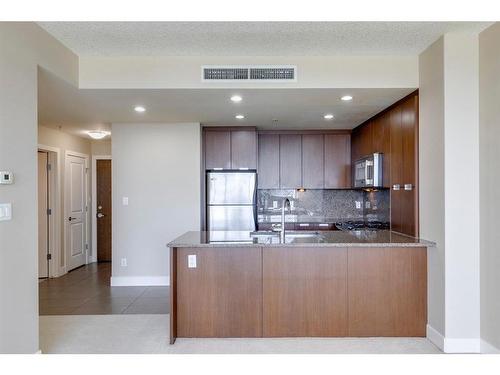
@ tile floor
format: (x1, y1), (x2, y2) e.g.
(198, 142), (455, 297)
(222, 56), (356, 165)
(39, 262), (169, 315)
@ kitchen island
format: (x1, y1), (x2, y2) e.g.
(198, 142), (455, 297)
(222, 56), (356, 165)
(167, 230), (434, 344)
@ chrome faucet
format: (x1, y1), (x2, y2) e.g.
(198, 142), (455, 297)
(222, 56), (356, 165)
(280, 198), (291, 243)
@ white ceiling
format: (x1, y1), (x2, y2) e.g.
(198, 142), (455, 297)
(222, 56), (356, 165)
(38, 22), (490, 57)
(38, 68), (414, 138)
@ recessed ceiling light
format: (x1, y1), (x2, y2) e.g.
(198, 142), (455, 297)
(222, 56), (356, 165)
(235, 114), (245, 120)
(324, 114), (334, 120)
(134, 105), (146, 113)
(230, 95), (242, 103)
(341, 95), (353, 101)
(87, 130), (109, 140)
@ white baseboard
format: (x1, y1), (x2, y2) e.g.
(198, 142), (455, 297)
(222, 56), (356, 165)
(427, 324), (481, 353)
(427, 324), (445, 351)
(110, 276), (170, 286)
(35, 349), (42, 354)
(88, 256), (97, 263)
(481, 339), (500, 354)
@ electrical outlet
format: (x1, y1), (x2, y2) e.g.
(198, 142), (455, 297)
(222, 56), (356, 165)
(273, 201), (278, 208)
(365, 201), (371, 209)
(121, 258), (127, 267)
(122, 197), (129, 206)
(188, 254), (197, 268)
(355, 201), (362, 209)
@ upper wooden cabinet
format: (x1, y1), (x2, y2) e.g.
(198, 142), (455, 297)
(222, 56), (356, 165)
(324, 134), (351, 189)
(231, 130), (257, 169)
(204, 128), (257, 170)
(302, 134), (324, 189)
(205, 130), (231, 169)
(350, 91), (419, 236)
(279, 134), (303, 189)
(258, 134), (280, 189)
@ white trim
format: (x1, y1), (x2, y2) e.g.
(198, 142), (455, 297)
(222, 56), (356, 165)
(64, 150), (90, 271)
(91, 155), (112, 264)
(444, 338), (481, 353)
(38, 144), (63, 278)
(426, 324), (445, 351)
(427, 324), (481, 353)
(481, 339), (500, 354)
(110, 276), (170, 286)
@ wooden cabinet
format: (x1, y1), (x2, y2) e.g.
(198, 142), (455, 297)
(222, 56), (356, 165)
(204, 128), (257, 170)
(263, 247), (348, 337)
(390, 95), (418, 236)
(279, 134), (302, 188)
(350, 91), (419, 236)
(231, 129), (257, 169)
(324, 134), (351, 188)
(176, 247), (262, 338)
(205, 130), (231, 169)
(302, 134), (324, 188)
(347, 247), (427, 337)
(258, 134), (280, 188)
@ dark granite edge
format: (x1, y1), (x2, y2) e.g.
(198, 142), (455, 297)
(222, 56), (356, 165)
(167, 242), (431, 248)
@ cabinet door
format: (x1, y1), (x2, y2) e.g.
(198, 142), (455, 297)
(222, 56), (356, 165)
(258, 134), (280, 189)
(279, 134), (302, 188)
(348, 247), (427, 337)
(401, 95), (418, 236)
(176, 247), (262, 338)
(390, 106), (403, 234)
(302, 134), (324, 188)
(263, 247), (348, 337)
(372, 113), (391, 188)
(231, 130), (257, 169)
(325, 134), (351, 188)
(205, 131), (231, 169)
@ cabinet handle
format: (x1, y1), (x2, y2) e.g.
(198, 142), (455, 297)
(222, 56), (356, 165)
(392, 184), (401, 191)
(404, 184), (413, 191)
(298, 223), (310, 227)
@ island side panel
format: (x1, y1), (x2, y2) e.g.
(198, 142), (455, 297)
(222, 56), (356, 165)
(176, 247), (263, 338)
(169, 247), (177, 344)
(262, 247), (348, 337)
(347, 246), (427, 337)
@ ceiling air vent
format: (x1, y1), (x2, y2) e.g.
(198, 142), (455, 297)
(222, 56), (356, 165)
(202, 65), (297, 82)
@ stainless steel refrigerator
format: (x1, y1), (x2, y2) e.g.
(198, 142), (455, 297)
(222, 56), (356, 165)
(206, 171), (257, 231)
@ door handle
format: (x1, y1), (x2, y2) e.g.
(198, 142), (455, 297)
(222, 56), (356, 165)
(97, 213), (105, 218)
(68, 217), (77, 221)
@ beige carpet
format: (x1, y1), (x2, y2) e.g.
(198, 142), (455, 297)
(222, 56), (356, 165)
(39, 314), (442, 354)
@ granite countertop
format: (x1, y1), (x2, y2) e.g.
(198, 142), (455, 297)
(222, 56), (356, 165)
(167, 230), (436, 248)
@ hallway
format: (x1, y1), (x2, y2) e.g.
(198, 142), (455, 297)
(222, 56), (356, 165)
(39, 263), (169, 315)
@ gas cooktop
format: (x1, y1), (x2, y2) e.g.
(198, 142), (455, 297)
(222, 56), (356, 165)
(335, 220), (390, 231)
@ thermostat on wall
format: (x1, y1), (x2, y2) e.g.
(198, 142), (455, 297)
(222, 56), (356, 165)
(0, 171), (13, 184)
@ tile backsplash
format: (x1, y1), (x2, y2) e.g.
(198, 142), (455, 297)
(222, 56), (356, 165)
(257, 189), (390, 223)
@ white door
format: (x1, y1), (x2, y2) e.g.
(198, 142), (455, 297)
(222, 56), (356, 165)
(65, 154), (87, 271)
(38, 151), (49, 278)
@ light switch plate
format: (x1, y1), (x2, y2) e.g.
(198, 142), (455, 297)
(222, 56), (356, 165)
(0, 203), (12, 221)
(122, 197), (129, 206)
(188, 254), (197, 268)
(355, 201), (362, 209)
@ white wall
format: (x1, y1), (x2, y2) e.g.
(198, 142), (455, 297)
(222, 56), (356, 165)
(0, 23), (78, 354)
(419, 37), (446, 339)
(479, 22), (500, 353)
(111, 123), (201, 286)
(79, 55), (418, 89)
(419, 34), (481, 353)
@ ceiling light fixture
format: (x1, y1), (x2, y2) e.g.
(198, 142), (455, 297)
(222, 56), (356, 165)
(235, 114), (245, 120)
(87, 130), (109, 140)
(134, 105), (146, 113)
(324, 114), (334, 120)
(230, 95), (242, 103)
(341, 95), (353, 101)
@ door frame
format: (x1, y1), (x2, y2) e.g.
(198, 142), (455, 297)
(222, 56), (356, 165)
(64, 150), (90, 269)
(38, 144), (62, 278)
(91, 155), (112, 263)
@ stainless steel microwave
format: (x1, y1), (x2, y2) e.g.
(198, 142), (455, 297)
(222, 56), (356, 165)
(354, 153), (383, 188)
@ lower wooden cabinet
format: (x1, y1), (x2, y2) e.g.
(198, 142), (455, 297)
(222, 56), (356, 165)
(263, 247), (348, 337)
(171, 246), (427, 340)
(347, 247), (427, 337)
(176, 247), (262, 338)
